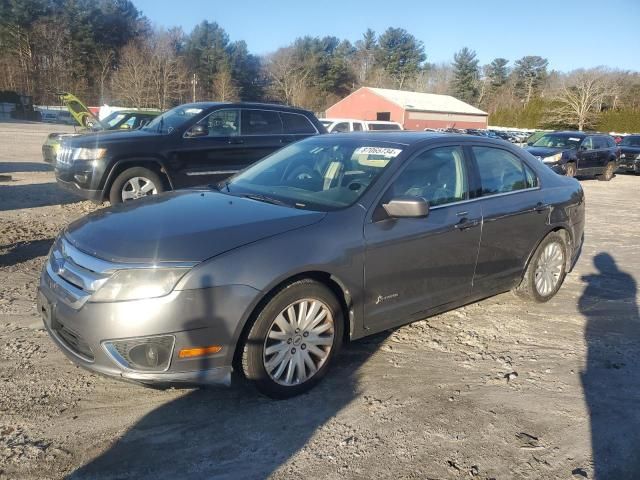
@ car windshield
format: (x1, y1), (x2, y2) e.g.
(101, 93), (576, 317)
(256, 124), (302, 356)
(103, 112), (128, 128)
(532, 134), (583, 149)
(223, 137), (404, 211)
(368, 123), (401, 131)
(143, 105), (203, 134)
(620, 136), (640, 147)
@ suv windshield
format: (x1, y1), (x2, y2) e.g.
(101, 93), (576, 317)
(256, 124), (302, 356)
(620, 136), (640, 147)
(143, 105), (203, 134)
(224, 137), (404, 210)
(532, 134), (583, 149)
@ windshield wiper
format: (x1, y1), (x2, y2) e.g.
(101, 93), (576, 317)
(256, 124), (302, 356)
(241, 193), (290, 207)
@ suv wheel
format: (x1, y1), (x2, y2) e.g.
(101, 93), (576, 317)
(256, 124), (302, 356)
(515, 232), (567, 303)
(565, 162), (577, 177)
(109, 166), (165, 204)
(241, 279), (343, 399)
(596, 161), (616, 181)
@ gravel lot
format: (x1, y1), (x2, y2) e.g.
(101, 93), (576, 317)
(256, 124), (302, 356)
(1, 121), (639, 479)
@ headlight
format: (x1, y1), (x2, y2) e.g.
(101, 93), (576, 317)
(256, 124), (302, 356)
(542, 153), (563, 163)
(72, 147), (107, 161)
(91, 268), (189, 302)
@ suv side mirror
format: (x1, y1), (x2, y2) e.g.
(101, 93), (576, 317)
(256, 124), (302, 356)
(579, 145), (588, 151)
(186, 124), (208, 138)
(383, 196), (429, 218)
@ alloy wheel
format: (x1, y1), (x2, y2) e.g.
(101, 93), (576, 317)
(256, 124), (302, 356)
(534, 242), (565, 296)
(263, 298), (335, 386)
(121, 176), (158, 201)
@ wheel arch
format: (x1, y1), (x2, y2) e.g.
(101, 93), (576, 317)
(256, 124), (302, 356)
(521, 225), (573, 282)
(101, 157), (174, 200)
(231, 270), (353, 371)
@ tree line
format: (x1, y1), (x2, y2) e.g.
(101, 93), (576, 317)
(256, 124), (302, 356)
(1, 0), (639, 131)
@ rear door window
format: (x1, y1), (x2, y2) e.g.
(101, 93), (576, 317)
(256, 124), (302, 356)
(472, 146), (530, 196)
(353, 122), (364, 131)
(241, 109), (283, 135)
(280, 112), (317, 134)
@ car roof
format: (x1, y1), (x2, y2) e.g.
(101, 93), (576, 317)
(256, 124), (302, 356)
(180, 101), (314, 114)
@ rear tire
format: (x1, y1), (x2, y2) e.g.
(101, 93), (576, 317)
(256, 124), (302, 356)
(515, 232), (567, 303)
(109, 166), (164, 204)
(241, 279), (343, 399)
(596, 161), (616, 181)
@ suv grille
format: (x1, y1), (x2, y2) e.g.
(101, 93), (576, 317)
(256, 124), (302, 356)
(56, 146), (73, 166)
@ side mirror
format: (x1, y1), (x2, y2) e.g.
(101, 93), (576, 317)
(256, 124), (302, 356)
(579, 145), (588, 151)
(186, 124), (208, 138)
(382, 196), (429, 218)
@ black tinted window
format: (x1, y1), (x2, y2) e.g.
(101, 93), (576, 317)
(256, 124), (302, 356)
(333, 122), (350, 133)
(353, 122), (363, 131)
(242, 109), (283, 135)
(592, 137), (604, 149)
(199, 109), (239, 137)
(472, 146), (529, 195)
(389, 146), (468, 206)
(280, 112), (316, 134)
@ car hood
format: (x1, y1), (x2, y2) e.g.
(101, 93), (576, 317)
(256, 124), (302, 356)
(64, 190), (326, 264)
(66, 128), (162, 147)
(620, 146), (640, 154)
(525, 146), (570, 158)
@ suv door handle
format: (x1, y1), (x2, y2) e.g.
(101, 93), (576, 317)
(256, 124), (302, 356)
(228, 138), (244, 145)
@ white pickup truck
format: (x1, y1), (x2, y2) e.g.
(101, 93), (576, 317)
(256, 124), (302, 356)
(320, 118), (404, 133)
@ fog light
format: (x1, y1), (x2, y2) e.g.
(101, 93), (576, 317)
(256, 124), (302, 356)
(104, 335), (174, 371)
(74, 173), (89, 183)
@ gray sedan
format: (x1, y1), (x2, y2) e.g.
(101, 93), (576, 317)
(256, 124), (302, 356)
(38, 133), (585, 398)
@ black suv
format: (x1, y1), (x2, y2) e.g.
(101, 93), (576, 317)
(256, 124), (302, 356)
(525, 131), (619, 180)
(618, 135), (640, 174)
(55, 102), (326, 203)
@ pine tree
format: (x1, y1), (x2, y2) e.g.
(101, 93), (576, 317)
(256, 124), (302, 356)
(452, 47), (479, 104)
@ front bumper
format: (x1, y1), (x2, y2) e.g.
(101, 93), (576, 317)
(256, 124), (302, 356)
(55, 177), (103, 202)
(37, 266), (260, 387)
(617, 156), (639, 172)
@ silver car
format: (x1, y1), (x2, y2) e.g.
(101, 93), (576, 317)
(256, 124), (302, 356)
(38, 133), (585, 398)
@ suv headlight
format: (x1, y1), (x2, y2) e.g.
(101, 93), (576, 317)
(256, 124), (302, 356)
(72, 147), (107, 161)
(543, 153), (563, 163)
(91, 268), (189, 302)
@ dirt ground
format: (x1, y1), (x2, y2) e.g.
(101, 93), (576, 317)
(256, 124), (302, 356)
(1, 121), (639, 480)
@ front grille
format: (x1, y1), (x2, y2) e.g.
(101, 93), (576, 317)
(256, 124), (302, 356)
(46, 237), (112, 308)
(56, 146), (73, 166)
(53, 321), (94, 361)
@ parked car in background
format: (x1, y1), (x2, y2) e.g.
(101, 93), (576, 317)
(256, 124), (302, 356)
(42, 92), (160, 164)
(55, 102), (325, 203)
(526, 131), (547, 146)
(618, 134), (640, 173)
(491, 130), (519, 143)
(321, 118), (403, 132)
(38, 132), (584, 398)
(526, 131), (619, 180)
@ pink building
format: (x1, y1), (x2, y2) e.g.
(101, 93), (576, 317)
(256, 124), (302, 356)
(325, 87), (488, 130)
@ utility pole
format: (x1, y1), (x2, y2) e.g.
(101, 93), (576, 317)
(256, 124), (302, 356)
(191, 73), (198, 102)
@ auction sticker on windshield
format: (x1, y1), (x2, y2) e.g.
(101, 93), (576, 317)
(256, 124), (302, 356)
(353, 147), (403, 157)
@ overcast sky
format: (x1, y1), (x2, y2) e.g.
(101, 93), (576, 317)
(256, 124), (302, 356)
(133, 0), (640, 72)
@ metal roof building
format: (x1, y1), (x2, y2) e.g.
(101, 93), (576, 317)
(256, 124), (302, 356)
(325, 87), (488, 130)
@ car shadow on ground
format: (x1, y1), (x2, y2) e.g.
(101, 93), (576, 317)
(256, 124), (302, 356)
(0, 238), (54, 267)
(0, 162), (52, 174)
(0, 182), (80, 211)
(579, 253), (640, 478)
(70, 333), (388, 479)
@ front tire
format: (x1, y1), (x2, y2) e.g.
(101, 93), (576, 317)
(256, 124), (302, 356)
(515, 232), (567, 303)
(241, 279), (344, 399)
(109, 166), (165, 204)
(564, 162), (577, 178)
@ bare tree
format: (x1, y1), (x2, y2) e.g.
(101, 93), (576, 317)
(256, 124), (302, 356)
(96, 49), (114, 104)
(112, 42), (152, 107)
(265, 47), (312, 107)
(551, 69), (609, 131)
(212, 65), (239, 101)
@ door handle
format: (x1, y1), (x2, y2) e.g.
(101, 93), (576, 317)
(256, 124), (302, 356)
(455, 218), (480, 230)
(227, 138), (244, 145)
(534, 202), (550, 212)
